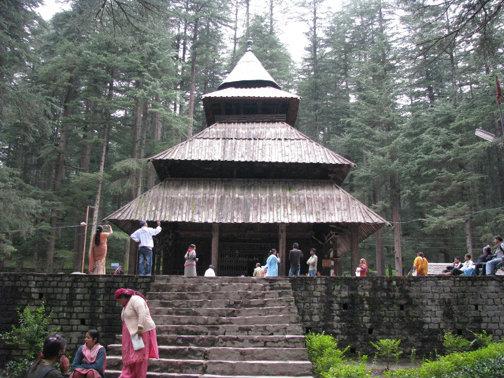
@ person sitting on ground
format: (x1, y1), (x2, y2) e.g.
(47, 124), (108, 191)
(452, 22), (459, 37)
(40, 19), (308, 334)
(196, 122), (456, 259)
(70, 329), (106, 378)
(485, 236), (504, 276)
(204, 265), (216, 277)
(475, 245), (493, 275)
(253, 262), (262, 277)
(461, 254), (476, 276)
(443, 257), (463, 275)
(306, 248), (318, 277)
(27, 334), (70, 378)
(355, 258), (368, 277)
(412, 252), (429, 276)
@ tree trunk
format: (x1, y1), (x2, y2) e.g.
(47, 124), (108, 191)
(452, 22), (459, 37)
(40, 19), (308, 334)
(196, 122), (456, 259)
(131, 85), (144, 198)
(231, 0), (239, 64)
(245, 0), (250, 40)
(147, 97), (162, 189)
(464, 218), (473, 255)
(390, 173), (403, 276)
(269, 0), (274, 34)
(87, 77), (114, 272)
(187, 18), (199, 138)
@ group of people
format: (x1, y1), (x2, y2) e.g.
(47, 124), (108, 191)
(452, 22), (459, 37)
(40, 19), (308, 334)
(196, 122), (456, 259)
(251, 243), (319, 277)
(27, 288), (158, 378)
(411, 235), (504, 277)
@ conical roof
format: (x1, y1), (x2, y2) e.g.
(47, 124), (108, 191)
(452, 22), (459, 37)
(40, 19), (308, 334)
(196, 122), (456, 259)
(219, 51), (280, 89)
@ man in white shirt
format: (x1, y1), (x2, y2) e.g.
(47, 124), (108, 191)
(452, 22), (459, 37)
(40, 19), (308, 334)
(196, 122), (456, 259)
(204, 265), (216, 277)
(130, 220), (162, 276)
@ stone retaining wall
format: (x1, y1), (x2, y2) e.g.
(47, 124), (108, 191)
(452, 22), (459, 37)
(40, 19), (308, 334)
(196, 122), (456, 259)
(1, 274), (503, 366)
(290, 276), (504, 355)
(0, 273), (152, 366)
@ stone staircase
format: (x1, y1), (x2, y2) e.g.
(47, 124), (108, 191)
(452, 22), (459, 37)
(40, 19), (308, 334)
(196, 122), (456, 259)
(105, 276), (313, 378)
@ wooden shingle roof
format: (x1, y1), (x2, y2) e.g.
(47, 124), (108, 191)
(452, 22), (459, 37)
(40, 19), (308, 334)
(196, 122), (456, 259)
(150, 122), (354, 167)
(105, 178), (387, 250)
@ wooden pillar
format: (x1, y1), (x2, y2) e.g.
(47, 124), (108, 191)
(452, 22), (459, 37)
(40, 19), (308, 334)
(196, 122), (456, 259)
(350, 224), (360, 275)
(211, 223), (219, 274)
(128, 240), (138, 275)
(331, 236), (342, 276)
(278, 224), (287, 276)
(375, 228), (384, 275)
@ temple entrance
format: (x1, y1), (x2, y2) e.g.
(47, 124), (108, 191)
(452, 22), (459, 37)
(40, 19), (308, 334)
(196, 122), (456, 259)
(219, 241), (272, 276)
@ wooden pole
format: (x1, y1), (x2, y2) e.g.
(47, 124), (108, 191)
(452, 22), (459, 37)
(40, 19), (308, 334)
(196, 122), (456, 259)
(80, 206), (91, 273)
(350, 224), (360, 275)
(278, 224), (287, 276)
(211, 223), (219, 274)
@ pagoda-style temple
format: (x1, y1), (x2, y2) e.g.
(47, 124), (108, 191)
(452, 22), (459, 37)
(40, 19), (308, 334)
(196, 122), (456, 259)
(106, 48), (387, 276)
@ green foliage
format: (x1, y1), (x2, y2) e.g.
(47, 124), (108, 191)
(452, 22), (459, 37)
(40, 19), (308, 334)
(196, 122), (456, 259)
(384, 342), (504, 378)
(442, 331), (472, 354)
(0, 303), (56, 377)
(469, 330), (493, 349)
(370, 338), (402, 370)
(305, 333), (370, 377)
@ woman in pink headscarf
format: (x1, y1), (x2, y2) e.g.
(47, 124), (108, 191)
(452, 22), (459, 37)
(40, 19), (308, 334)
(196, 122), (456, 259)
(70, 329), (106, 377)
(114, 288), (159, 378)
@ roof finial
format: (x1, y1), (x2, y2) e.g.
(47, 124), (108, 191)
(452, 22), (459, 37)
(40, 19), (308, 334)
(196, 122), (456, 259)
(246, 40), (253, 52)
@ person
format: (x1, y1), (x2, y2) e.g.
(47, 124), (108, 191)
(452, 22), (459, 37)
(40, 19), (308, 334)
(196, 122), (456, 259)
(355, 258), (368, 277)
(265, 249), (280, 277)
(475, 245), (493, 275)
(443, 257), (463, 275)
(412, 252), (429, 276)
(485, 236), (504, 275)
(27, 334), (70, 378)
(184, 244), (198, 277)
(306, 248), (318, 277)
(461, 254), (476, 276)
(204, 265), (216, 277)
(114, 288), (159, 378)
(70, 329), (106, 378)
(89, 225), (113, 275)
(288, 242), (303, 277)
(130, 220), (162, 276)
(253, 262), (262, 277)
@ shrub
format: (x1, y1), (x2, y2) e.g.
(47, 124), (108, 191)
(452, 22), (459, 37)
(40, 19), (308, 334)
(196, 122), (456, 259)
(384, 341), (504, 378)
(323, 363), (371, 378)
(0, 303), (56, 378)
(442, 331), (471, 354)
(370, 338), (402, 370)
(469, 330), (493, 349)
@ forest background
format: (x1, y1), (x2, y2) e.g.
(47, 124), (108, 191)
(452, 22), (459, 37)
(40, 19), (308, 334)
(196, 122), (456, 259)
(1, 0), (504, 274)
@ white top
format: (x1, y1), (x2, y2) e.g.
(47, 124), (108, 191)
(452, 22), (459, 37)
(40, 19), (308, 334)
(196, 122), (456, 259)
(307, 255), (318, 270)
(204, 268), (216, 277)
(461, 259), (475, 271)
(130, 225), (162, 248)
(121, 295), (156, 336)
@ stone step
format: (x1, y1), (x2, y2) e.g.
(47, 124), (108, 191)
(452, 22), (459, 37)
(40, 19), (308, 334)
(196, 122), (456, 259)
(153, 314), (298, 326)
(146, 290), (294, 301)
(148, 297), (295, 309)
(153, 276), (290, 284)
(105, 370), (313, 378)
(150, 306), (293, 317)
(154, 323), (303, 336)
(107, 345), (308, 361)
(106, 357), (312, 376)
(114, 335), (306, 348)
(150, 282), (292, 292)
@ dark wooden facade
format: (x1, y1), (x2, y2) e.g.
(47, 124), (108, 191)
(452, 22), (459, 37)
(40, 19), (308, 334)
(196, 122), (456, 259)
(106, 49), (387, 276)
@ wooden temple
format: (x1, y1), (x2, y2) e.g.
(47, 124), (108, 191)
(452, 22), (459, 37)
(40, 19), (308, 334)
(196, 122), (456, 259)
(106, 48), (387, 276)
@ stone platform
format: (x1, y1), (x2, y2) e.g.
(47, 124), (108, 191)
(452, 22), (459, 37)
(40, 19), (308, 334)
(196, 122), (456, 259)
(105, 277), (313, 377)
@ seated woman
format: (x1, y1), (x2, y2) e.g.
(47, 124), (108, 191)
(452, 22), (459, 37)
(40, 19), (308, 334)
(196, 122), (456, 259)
(27, 334), (69, 378)
(442, 257), (463, 275)
(461, 254), (476, 276)
(71, 329), (106, 378)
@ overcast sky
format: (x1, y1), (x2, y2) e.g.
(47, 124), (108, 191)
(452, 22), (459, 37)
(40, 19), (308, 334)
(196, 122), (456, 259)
(36, 0), (343, 65)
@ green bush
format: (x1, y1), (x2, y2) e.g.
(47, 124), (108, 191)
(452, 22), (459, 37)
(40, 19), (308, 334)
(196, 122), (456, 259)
(305, 333), (370, 378)
(384, 341), (504, 378)
(0, 303), (56, 378)
(442, 331), (471, 354)
(469, 330), (493, 349)
(370, 338), (402, 369)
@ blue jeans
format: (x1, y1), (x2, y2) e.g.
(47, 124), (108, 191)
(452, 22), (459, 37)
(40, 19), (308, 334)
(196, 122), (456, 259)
(289, 265), (300, 277)
(138, 246), (153, 276)
(485, 257), (503, 275)
(308, 270), (316, 277)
